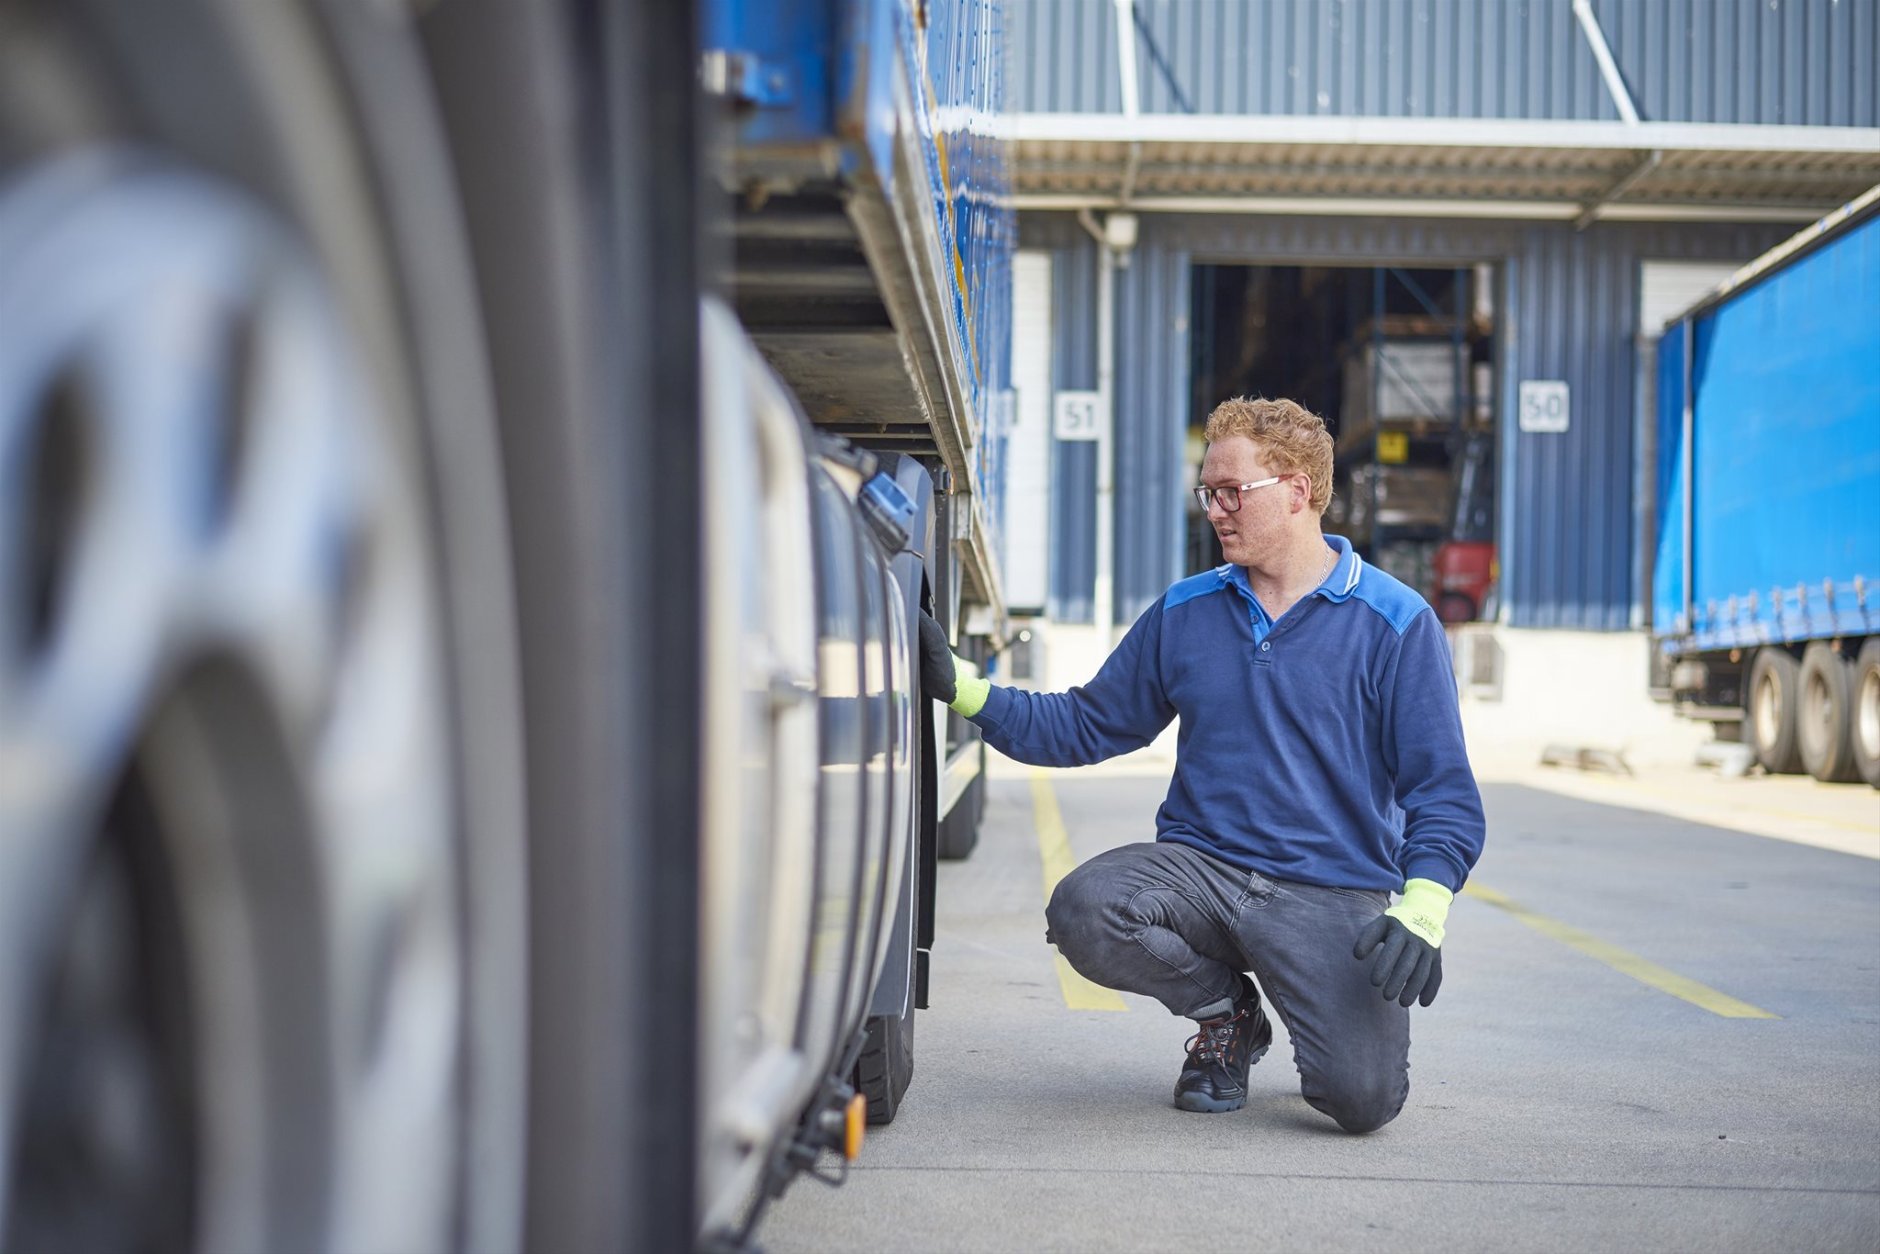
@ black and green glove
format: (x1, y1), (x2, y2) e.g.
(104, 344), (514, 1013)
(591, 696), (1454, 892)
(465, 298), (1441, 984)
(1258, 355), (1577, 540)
(1352, 879), (1453, 1008)
(917, 611), (989, 717)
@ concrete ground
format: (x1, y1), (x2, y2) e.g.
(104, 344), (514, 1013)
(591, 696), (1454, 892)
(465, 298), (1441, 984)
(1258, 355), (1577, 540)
(763, 749), (1880, 1253)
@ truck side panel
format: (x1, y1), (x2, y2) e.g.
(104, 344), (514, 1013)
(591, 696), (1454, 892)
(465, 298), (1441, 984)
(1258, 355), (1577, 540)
(1655, 211), (1880, 650)
(710, 0), (1012, 626)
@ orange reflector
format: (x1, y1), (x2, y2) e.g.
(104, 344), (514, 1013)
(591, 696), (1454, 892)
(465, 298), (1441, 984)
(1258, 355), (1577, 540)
(843, 1094), (867, 1160)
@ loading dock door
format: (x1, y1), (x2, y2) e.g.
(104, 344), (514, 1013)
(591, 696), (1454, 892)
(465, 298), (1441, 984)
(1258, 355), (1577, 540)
(1187, 264), (1497, 614)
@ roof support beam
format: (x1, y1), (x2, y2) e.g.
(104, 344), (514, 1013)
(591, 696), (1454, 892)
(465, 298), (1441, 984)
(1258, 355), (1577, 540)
(1112, 0), (1140, 119)
(1575, 148), (1663, 229)
(1113, 0), (1141, 203)
(1011, 193), (1825, 225)
(1573, 0), (1641, 126)
(1003, 114), (1880, 154)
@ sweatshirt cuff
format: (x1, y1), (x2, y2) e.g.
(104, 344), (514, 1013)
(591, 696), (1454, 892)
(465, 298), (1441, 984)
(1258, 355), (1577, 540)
(965, 680), (1013, 728)
(1401, 856), (1465, 894)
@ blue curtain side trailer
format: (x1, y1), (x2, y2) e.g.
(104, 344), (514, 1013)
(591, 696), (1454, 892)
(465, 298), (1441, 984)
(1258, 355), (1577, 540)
(695, 0), (1014, 1239)
(1652, 188), (1880, 787)
(704, 0), (1012, 632)
(705, 0), (1013, 829)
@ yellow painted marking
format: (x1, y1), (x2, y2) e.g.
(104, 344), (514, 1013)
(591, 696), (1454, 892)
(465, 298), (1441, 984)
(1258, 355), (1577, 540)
(1031, 771), (1128, 1011)
(1462, 883), (1779, 1019)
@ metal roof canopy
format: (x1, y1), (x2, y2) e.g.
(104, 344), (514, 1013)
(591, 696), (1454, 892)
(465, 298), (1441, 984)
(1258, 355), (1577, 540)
(1008, 115), (1880, 223)
(1010, 1), (1879, 225)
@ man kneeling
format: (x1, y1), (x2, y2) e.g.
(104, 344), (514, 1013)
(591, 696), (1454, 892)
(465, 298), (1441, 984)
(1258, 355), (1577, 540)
(919, 398), (1484, 1132)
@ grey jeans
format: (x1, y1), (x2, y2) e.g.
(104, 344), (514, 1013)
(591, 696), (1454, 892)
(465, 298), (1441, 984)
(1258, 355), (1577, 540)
(1045, 841), (1410, 1134)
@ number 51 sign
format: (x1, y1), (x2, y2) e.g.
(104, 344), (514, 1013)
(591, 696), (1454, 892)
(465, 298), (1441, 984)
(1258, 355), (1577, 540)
(1518, 380), (1570, 434)
(1053, 391), (1101, 441)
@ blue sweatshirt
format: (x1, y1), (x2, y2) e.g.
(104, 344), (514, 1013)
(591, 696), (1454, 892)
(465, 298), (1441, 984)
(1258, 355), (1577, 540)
(971, 536), (1485, 892)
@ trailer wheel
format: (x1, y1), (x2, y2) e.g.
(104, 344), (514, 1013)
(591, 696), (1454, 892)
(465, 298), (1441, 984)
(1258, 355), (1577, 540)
(854, 685), (930, 1126)
(1797, 643), (1859, 783)
(423, 3), (704, 1246)
(1853, 639), (1880, 790)
(0, 7), (531, 1248)
(854, 999), (916, 1126)
(1747, 647), (1804, 775)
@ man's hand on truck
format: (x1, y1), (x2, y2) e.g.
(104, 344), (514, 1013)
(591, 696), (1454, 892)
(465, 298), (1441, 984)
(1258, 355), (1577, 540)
(918, 611), (989, 717)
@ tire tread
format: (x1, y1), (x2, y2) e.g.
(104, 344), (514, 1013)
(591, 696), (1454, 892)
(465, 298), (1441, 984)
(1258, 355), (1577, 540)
(854, 1009), (915, 1125)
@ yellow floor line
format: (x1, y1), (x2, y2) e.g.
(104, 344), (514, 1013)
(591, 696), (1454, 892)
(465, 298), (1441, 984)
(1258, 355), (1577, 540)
(1030, 771), (1128, 1012)
(1463, 883), (1779, 1019)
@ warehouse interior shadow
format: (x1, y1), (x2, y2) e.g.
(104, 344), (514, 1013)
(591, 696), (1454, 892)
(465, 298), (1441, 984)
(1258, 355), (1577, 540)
(1188, 263), (1500, 624)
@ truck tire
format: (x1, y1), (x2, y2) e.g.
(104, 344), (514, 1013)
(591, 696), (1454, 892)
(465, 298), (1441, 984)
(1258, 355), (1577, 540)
(422, 3), (703, 1248)
(1, 6), (534, 1248)
(1747, 647), (1805, 776)
(854, 999), (916, 1126)
(1797, 643), (1859, 783)
(854, 682), (929, 1126)
(1854, 639), (1880, 790)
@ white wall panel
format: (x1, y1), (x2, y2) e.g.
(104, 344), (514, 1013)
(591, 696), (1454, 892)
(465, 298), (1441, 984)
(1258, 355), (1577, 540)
(1006, 251), (1056, 611)
(1639, 261), (1745, 335)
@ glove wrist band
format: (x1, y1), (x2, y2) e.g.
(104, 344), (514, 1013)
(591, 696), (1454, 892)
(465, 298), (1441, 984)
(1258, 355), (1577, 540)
(1387, 877), (1453, 948)
(949, 658), (989, 717)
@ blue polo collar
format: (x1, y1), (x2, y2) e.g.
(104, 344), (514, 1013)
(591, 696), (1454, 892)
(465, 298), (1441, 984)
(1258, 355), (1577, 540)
(1319, 534), (1364, 601)
(1217, 534), (1363, 604)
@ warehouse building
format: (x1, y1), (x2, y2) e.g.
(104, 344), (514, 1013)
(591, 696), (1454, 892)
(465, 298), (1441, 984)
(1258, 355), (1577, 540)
(996, 0), (1880, 675)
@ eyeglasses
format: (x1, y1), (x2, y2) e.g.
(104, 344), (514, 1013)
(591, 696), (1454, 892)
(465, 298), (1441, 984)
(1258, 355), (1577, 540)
(1192, 476), (1285, 513)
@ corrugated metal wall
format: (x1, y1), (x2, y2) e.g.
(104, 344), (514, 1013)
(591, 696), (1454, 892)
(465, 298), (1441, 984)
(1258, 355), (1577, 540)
(1009, 0), (1879, 126)
(1604, 0), (1877, 125)
(1020, 211), (1794, 629)
(1115, 239), (1191, 622)
(1010, 0), (1123, 113)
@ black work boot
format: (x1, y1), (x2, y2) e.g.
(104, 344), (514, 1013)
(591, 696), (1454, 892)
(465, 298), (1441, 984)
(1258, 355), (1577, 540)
(1173, 975), (1272, 1114)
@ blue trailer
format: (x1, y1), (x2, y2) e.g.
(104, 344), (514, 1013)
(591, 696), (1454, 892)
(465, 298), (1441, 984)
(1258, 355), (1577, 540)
(696, 0), (1014, 1241)
(707, 0), (1011, 839)
(705, 0), (1012, 625)
(1652, 187), (1880, 787)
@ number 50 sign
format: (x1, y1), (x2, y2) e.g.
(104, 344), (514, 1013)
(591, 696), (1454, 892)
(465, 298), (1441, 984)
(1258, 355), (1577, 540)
(1518, 380), (1570, 434)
